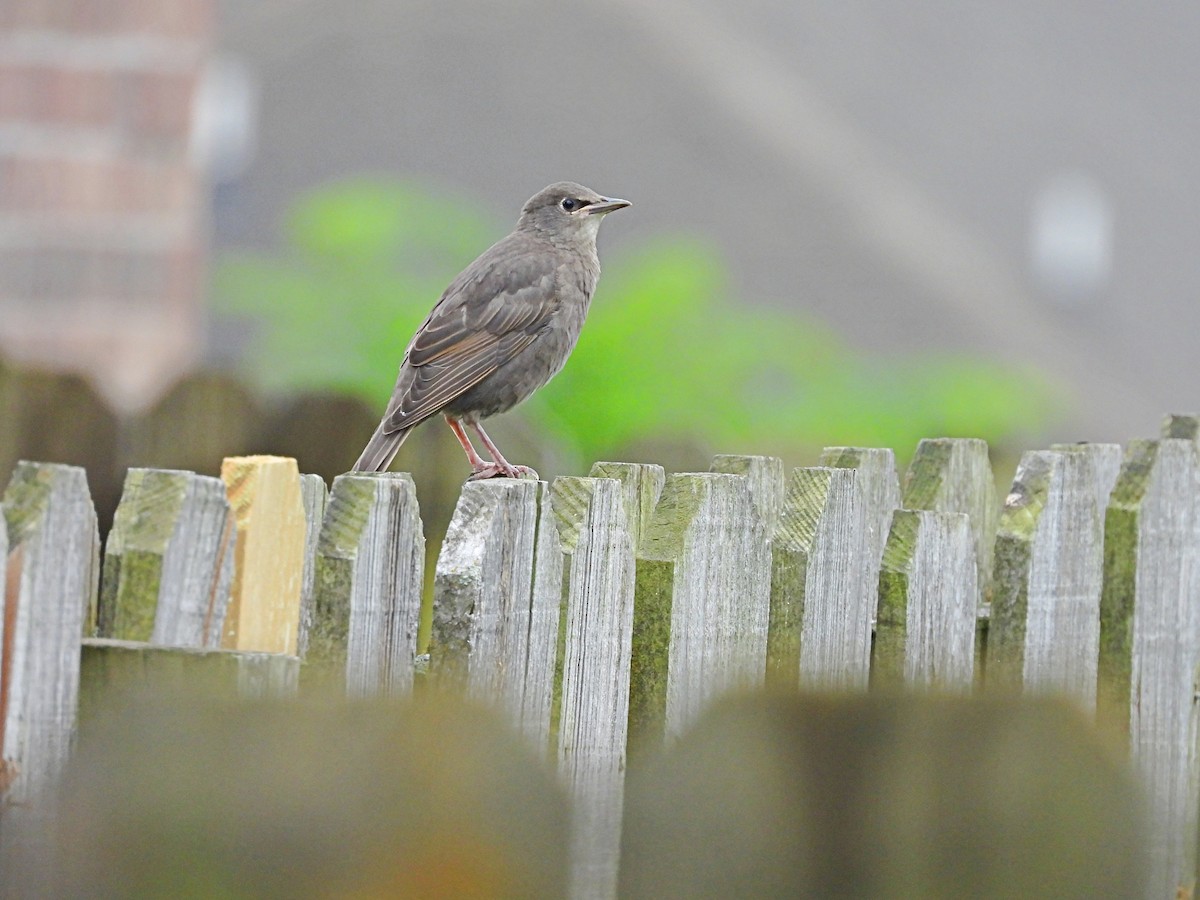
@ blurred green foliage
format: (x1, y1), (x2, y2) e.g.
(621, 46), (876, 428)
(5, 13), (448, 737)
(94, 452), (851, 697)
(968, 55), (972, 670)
(214, 178), (1058, 463)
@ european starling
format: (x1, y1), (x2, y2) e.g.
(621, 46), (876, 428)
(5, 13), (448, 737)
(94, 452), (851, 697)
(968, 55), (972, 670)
(353, 182), (630, 478)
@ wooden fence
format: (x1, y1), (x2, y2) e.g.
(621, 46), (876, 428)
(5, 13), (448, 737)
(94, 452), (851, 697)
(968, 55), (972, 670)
(2, 416), (1198, 896)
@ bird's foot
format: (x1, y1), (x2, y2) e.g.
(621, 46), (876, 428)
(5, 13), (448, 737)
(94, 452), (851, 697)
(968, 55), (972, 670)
(468, 462), (539, 481)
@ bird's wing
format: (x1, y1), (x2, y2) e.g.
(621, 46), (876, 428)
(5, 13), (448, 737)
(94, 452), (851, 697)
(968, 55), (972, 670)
(381, 244), (560, 433)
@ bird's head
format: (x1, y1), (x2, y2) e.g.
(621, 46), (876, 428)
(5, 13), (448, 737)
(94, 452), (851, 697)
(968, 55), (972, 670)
(516, 182), (631, 246)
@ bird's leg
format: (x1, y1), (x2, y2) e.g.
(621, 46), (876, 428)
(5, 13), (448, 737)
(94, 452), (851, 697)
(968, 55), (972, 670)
(469, 422), (538, 481)
(444, 417), (536, 480)
(444, 417), (492, 471)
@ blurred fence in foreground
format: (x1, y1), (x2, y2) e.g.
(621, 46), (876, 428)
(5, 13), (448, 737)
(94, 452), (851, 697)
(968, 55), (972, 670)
(5, 415), (1200, 896)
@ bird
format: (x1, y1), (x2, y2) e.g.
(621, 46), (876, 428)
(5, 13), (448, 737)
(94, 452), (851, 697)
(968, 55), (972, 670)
(353, 181), (630, 479)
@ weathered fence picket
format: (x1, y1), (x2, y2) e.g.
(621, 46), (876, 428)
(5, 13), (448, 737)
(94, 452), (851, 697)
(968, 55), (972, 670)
(901, 437), (997, 606)
(819, 445), (901, 580)
(1099, 437), (1200, 898)
(430, 479), (543, 728)
(220, 456), (306, 654)
(875, 509), (977, 691)
(0, 462), (98, 865)
(544, 476), (638, 900)
(628, 472), (771, 748)
(990, 444), (1121, 707)
(308, 473), (423, 696)
(296, 472), (329, 658)
(98, 468), (234, 648)
(768, 466), (872, 690)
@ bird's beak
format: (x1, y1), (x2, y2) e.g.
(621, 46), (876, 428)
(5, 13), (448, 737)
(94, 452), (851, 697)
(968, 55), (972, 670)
(584, 197), (632, 215)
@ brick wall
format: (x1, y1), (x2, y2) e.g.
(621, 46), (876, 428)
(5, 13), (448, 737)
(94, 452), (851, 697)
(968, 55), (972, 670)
(0, 0), (214, 412)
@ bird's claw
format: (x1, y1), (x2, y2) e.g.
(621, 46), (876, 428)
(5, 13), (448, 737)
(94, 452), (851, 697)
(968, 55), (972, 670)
(467, 463), (539, 482)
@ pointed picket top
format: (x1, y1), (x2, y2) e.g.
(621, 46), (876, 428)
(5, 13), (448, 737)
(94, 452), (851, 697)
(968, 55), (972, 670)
(1161, 413), (1200, 442)
(431, 478), (541, 727)
(991, 445), (1120, 708)
(710, 454), (785, 534)
(819, 446), (900, 577)
(901, 438), (997, 604)
(309, 472), (423, 696)
(630, 472), (770, 748)
(100, 468), (234, 649)
(768, 466), (871, 691)
(1, 461), (99, 866)
(220, 456), (306, 655)
(875, 509), (976, 691)
(1098, 437), (1200, 896)
(589, 462), (665, 553)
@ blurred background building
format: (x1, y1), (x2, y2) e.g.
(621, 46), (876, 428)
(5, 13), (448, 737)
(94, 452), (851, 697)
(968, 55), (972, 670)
(3, 0), (1199, 499)
(0, 0), (213, 412)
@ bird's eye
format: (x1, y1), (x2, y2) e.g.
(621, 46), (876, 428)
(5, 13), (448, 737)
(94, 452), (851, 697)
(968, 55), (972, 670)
(561, 198), (579, 212)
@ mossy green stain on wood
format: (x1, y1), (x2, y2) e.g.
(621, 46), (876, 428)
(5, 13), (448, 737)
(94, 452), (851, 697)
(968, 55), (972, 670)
(98, 469), (190, 640)
(989, 533), (1031, 691)
(2, 460), (54, 546)
(874, 509), (919, 687)
(988, 453), (1053, 691)
(307, 475), (375, 677)
(638, 475), (707, 564)
(901, 440), (954, 511)
(100, 550), (163, 641)
(1097, 440), (1155, 736)
(627, 557), (673, 752)
(626, 473), (713, 750)
(766, 541), (806, 687)
(820, 447), (867, 470)
(1162, 414), (1199, 441)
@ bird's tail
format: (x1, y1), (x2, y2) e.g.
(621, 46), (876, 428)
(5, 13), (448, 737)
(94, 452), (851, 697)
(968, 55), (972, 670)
(352, 423), (413, 473)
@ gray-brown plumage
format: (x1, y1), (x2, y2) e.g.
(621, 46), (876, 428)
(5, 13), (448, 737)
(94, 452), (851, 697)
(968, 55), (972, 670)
(353, 182), (630, 478)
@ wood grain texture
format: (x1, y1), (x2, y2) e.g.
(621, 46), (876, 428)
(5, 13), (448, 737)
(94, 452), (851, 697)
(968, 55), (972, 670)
(1098, 437), (1200, 897)
(820, 446), (901, 573)
(309, 473), (423, 696)
(547, 476), (636, 900)
(534, 464), (661, 753)
(99, 468), (234, 649)
(589, 462), (666, 553)
(296, 473), (329, 659)
(629, 473), (770, 748)
(901, 438), (997, 606)
(0, 462), (98, 865)
(1051, 442), (1124, 512)
(876, 509), (976, 691)
(991, 445), (1120, 708)
(523, 480), (561, 751)
(710, 455), (785, 534)
(220, 456), (305, 655)
(430, 479), (540, 726)
(768, 467), (871, 690)
(820, 446), (901, 637)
